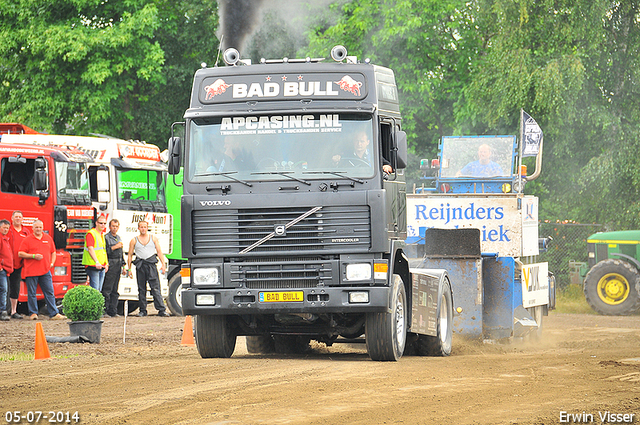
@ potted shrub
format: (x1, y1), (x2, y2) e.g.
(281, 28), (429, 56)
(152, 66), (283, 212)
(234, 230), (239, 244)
(62, 285), (105, 343)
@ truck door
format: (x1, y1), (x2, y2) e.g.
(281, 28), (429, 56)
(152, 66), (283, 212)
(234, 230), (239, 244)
(380, 120), (407, 240)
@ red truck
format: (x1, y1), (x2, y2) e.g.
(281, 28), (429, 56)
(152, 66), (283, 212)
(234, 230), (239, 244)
(0, 124), (95, 311)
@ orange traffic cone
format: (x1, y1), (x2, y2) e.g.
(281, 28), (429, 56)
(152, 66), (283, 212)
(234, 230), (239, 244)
(34, 322), (51, 360)
(181, 315), (195, 347)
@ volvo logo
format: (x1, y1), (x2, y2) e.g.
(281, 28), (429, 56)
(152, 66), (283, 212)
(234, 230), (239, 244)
(274, 225), (286, 236)
(199, 200), (231, 206)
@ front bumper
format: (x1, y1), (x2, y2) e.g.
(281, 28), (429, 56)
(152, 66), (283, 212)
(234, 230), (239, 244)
(181, 285), (392, 316)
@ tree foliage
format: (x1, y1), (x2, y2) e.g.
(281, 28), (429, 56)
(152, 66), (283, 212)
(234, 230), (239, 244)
(307, 0), (640, 228)
(0, 0), (165, 137)
(2, 0), (640, 227)
(0, 0), (219, 145)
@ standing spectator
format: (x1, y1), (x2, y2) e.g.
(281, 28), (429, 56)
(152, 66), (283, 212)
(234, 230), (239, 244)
(18, 219), (65, 320)
(0, 219), (13, 321)
(83, 216), (108, 291)
(102, 219), (125, 318)
(7, 210), (30, 319)
(126, 221), (169, 317)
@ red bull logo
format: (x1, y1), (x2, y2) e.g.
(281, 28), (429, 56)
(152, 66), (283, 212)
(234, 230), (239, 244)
(335, 75), (362, 96)
(204, 79), (231, 100)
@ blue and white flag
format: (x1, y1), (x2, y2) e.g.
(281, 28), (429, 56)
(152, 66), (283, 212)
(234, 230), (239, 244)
(522, 111), (543, 157)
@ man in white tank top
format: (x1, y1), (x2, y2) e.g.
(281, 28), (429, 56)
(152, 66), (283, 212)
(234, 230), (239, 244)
(126, 220), (169, 317)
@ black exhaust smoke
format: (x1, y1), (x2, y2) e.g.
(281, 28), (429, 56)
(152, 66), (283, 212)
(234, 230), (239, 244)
(217, 0), (265, 52)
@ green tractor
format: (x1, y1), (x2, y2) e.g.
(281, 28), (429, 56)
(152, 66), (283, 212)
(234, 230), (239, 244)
(577, 230), (640, 315)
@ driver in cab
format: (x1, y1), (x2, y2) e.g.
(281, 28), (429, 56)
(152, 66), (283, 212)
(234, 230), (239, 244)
(332, 132), (393, 173)
(456, 143), (503, 177)
(207, 136), (255, 172)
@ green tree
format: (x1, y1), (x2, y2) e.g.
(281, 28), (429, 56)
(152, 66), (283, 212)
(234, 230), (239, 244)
(449, 0), (640, 229)
(137, 0), (220, 147)
(308, 0), (640, 229)
(0, 0), (165, 138)
(305, 0), (485, 184)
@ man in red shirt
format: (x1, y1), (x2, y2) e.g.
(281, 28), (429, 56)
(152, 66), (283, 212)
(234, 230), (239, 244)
(8, 210), (30, 319)
(0, 219), (13, 321)
(18, 219), (65, 320)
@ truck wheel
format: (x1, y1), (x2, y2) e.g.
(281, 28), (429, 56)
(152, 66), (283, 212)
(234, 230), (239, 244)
(584, 259), (640, 315)
(365, 275), (407, 361)
(526, 305), (544, 340)
(166, 273), (183, 316)
(246, 335), (275, 354)
(417, 278), (453, 356)
(194, 314), (237, 358)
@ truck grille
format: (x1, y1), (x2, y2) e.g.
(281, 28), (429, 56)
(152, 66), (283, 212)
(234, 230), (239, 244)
(67, 219), (92, 250)
(192, 206), (371, 256)
(70, 251), (88, 284)
(228, 257), (336, 289)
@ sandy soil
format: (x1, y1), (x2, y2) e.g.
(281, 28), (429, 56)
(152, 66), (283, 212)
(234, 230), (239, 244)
(1, 310), (639, 425)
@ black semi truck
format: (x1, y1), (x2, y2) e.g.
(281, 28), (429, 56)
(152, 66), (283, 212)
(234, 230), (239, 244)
(167, 46), (454, 361)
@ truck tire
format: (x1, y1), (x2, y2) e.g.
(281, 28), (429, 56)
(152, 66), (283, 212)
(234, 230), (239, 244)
(246, 335), (275, 354)
(417, 278), (453, 356)
(365, 275), (407, 361)
(584, 259), (640, 315)
(194, 314), (237, 358)
(524, 305), (544, 340)
(166, 273), (184, 316)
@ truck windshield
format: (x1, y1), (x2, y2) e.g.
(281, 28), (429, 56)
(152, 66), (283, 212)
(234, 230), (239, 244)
(439, 136), (515, 178)
(115, 167), (168, 212)
(187, 113), (376, 182)
(55, 161), (91, 204)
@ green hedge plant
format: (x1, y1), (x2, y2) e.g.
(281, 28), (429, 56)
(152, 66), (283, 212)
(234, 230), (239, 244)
(62, 285), (105, 321)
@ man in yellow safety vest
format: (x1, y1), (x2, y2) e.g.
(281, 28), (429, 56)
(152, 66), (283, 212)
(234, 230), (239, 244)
(82, 216), (108, 291)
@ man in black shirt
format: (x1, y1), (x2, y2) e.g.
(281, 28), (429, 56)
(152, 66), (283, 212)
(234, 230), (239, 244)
(102, 219), (125, 317)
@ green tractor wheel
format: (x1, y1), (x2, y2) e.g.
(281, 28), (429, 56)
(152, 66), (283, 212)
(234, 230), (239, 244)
(584, 259), (640, 315)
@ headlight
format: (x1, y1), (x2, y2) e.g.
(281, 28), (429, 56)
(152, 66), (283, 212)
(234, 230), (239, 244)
(53, 266), (67, 276)
(349, 291), (369, 303)
(345, 263), (372, 281)
(196, 294), (216, 306)
(193, 267), (221, 286)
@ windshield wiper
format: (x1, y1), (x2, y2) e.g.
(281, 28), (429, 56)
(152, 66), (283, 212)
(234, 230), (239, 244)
(59, 192), (90, 205)
(251, 171), (311, 186)
(151, 199), (167, 213)
(196, 171), (253, 187)
(130, 198), (166, 212)
(302, 171), (365, 184)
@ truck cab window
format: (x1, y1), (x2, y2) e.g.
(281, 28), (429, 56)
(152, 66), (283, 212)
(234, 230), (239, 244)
(1, 158), (35, 195)
(187, 114), (377, 182)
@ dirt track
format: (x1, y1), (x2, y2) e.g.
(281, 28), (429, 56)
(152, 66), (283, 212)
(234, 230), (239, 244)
(1, 311), (639, 425)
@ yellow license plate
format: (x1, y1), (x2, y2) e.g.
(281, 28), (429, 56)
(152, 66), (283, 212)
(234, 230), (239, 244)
(259, 291), (304, 303)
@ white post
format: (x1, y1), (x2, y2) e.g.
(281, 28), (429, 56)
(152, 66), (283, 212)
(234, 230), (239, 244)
(122, 299), (128, 344)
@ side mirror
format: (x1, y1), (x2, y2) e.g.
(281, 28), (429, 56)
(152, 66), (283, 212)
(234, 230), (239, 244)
(34, 169), (48, 191)
(167, 136), (182, 175)
(97, 166), (109, 191)
(97, 166), (110, 204)
(35, 157), (47, 169)
(395, 130), (408, 170)
(34, 157), (48, 191)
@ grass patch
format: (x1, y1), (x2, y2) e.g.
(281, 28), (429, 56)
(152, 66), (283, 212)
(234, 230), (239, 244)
(0, 352), (80, 361)
(554, 284), (595, 314)
(0, 352), (34, 361)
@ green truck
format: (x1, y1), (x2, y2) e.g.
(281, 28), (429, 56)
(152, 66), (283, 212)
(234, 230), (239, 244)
(165, 169), (184, 315)
(578, 230), (640, 315)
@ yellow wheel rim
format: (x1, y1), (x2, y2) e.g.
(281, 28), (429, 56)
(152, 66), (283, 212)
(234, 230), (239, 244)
(597, 273), (630, 305)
